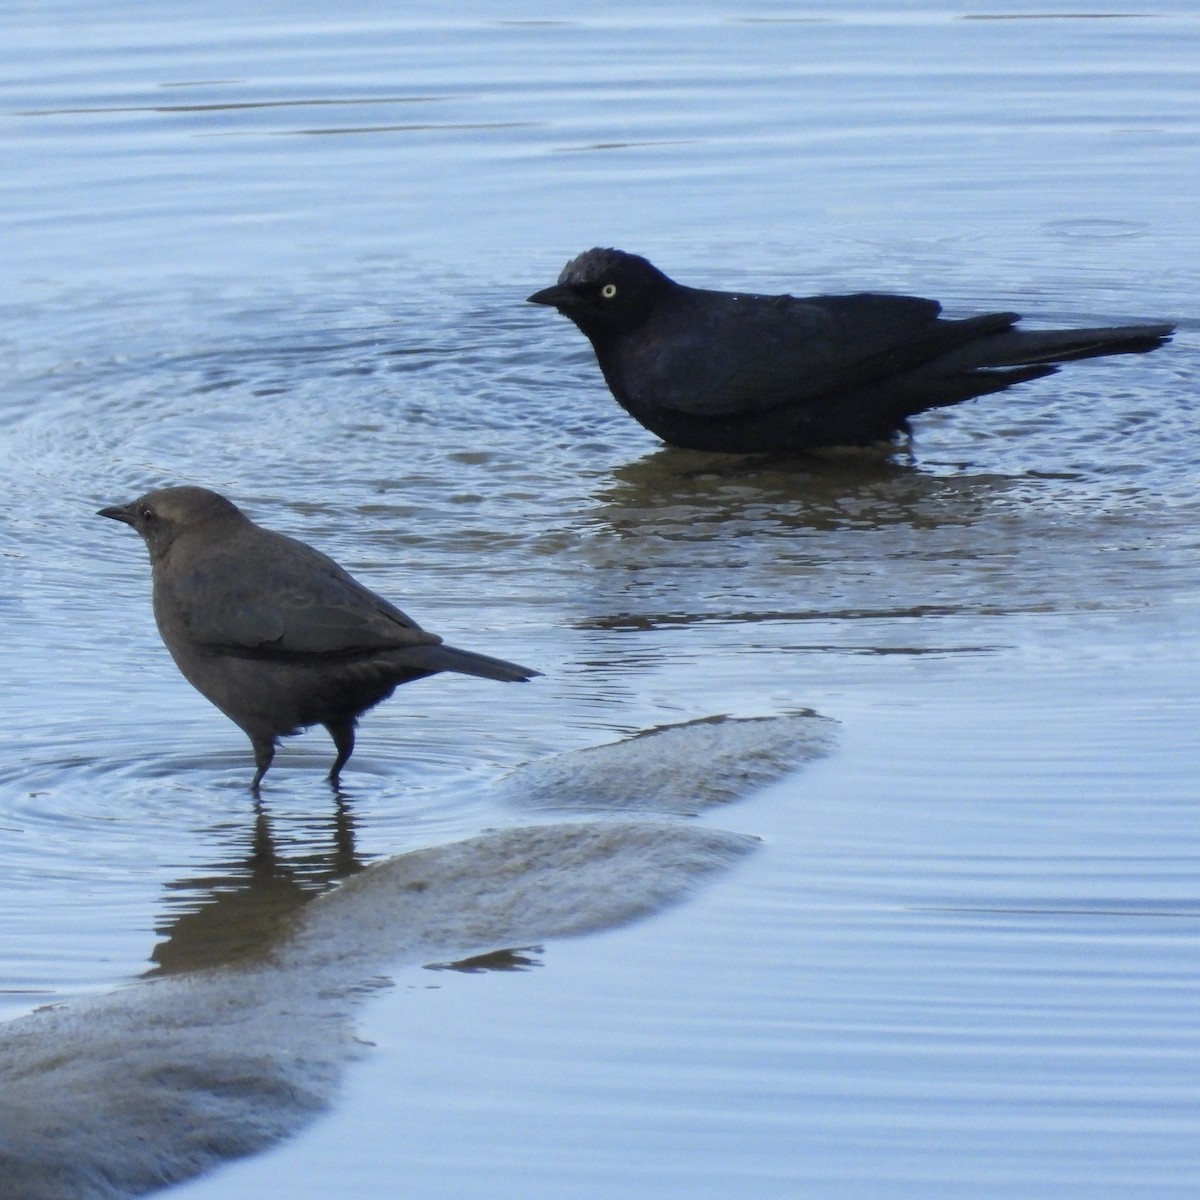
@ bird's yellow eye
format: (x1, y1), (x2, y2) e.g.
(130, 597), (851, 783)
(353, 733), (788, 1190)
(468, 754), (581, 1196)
(601, 283), (618, 299)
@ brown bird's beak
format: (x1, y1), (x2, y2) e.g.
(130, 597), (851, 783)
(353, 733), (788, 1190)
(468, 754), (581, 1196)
(97, 502), (136, 526)
(527, 284), (576, 310)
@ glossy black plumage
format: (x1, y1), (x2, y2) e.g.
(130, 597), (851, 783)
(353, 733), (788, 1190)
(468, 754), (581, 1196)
(529, 248), (1175, 453)
(99, 486), (537, 790)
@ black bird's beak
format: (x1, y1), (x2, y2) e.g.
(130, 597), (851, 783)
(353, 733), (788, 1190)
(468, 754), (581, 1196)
(527, 284), (575, 310)
(98, 502), (136, 526)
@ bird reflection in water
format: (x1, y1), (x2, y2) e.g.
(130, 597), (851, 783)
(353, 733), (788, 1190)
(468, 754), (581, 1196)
(425, 946), (544, 973)
(145, 794), (365, 978)
(594, 443), (1018, 539)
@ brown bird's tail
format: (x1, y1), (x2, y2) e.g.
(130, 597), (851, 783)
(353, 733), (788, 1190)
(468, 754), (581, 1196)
(400, 643), (540, 683)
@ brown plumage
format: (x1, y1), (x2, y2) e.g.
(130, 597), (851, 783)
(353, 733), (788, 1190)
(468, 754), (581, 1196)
(99, 486), (538, 790)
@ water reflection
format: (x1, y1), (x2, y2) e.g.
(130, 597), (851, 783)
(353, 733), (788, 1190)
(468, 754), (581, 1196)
(425, 946), (544, 973)
(594, 445), (1021, 538)
(575, 442), (1147, 637)
(146, 798), (365, 978)
(0, 714), (814, 1200)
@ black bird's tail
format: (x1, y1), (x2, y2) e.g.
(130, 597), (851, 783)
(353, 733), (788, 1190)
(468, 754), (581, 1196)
(964, 321), (1174, 371)
(877, 318), (1176, 433)
(399, 643), (540, 683)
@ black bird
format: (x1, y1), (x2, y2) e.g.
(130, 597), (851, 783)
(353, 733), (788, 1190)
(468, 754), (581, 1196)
(528, 247), (1175, 454)
(99, 486), (538, 790)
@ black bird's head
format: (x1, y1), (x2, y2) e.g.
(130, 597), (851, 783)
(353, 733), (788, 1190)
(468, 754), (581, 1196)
(99, 485), (244, 563)
(527, 248), (676, 341)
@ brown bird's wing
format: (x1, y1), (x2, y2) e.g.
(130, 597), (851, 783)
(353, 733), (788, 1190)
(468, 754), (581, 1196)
(173, 531), (440, 658)
(641, 292), (1014, 416)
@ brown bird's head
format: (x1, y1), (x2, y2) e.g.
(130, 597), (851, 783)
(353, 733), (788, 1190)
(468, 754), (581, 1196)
(98, 485), (244, 562)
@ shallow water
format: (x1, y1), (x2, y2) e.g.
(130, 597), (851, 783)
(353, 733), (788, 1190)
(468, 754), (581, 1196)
(3, 2), (1199, 1197)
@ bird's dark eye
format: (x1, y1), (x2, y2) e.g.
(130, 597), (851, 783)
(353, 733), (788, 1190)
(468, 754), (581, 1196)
(601, 283), (618, 299)
(139, 505), (155, 521)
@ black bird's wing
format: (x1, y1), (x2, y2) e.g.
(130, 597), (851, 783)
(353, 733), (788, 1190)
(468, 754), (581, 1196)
(173, 530), (440, 659)
(641, 291), (1013, 416)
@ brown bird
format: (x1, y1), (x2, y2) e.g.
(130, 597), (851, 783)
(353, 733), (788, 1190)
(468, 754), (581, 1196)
(99, 486), (538, 790)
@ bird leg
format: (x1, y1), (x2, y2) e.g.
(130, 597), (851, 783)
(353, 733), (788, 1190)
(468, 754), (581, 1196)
(325, 719), (357, 787)
(250, 736), (276, 792)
